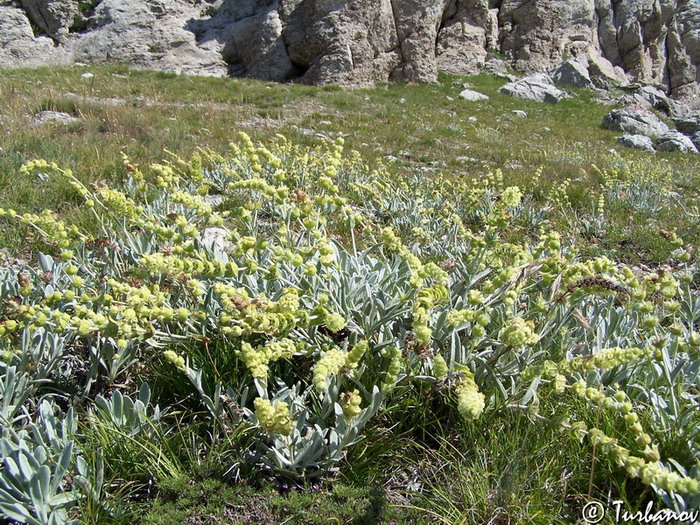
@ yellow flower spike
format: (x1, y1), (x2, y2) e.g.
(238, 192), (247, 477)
(254, 398), (295, 436)
(162, 350), (187, 372)
(313, 348), (346, 392)
(456, 374), (485, 421)
(341, 390), (363, 420)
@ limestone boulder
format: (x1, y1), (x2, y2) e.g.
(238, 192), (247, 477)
(673, 116), (700, 137)
(655, 130), (699, 153)
(437, 0), (498, 76)
(617, 134), (656, 152)
(459, 89), (489, 101)
(551, 59), (593, 89)
(229, 7), (295, 81)
(70, 0), (228, 77)
(601, 106), (670, 137)
(586, 53), (628, 88)
(279, 0), (403, 87)
(498, 73), (568, 104)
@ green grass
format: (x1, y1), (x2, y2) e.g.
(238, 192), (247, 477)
(142, 478), (420, 524)
(1, 65), (699, 524)
(1, 66), (698, 261)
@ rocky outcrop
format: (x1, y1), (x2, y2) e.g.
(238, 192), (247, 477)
(19, 0), (76, 42)
(673, 115), (700, 139)
(0, 0), (699, 105)
(70, 0), (228, 77)
(0, 4), (68, 67)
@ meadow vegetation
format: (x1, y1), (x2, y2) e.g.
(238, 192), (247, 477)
(0, 66), (699, 524)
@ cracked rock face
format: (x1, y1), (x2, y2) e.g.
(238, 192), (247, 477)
(19, 0), (77, 42)
(0, 4), (68, 67)
(0, 0), (699, 107)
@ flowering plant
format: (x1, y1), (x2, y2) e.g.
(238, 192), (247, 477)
(0, 134), (698, 520)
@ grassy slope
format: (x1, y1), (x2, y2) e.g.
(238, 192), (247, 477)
(1, 66), (699, 524)
(1, 66), (698, 262)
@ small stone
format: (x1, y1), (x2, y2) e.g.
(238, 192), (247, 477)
(203, 195), (224, 207)
(81, 72), (94, 79)
(199, 227), (234, 253)
(512, 110), (528, 118)
(617, 134), (656, 153)
(458, 89), (489, 101)
(33, 111), (80, 126)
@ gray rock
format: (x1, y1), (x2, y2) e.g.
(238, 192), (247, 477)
(497, 0), (700, 108)
(601, 107), (670, 137)
(0, 0), (699, 109)
(627, 85), (692, 118)
(617, 134), (656, 153)
(482, 58), (514, 79)
(586, 53), (627, 88)
(70, 0), (229, 78)
(437, 1), (498, 76)
(637, 86), (672, 110)
(228, 7), (295, 81)
(498, 74), (567, 104)
(203, 195), (224, 207)
(690, 131), (700, 149)
(199, 227), (234, 253)
(512, 110), (528, 118)
(19, 0), (76, 42)
(458, 89), (489, 101)
(0, 5), (67, 67)
(673, 116), (700, 137)
(279, 0), (401, 86)
(655, 131), (699, 153)
(498, 0), (597, 73)
(551, 59), (593, 89)
(33, 111), (80, 126)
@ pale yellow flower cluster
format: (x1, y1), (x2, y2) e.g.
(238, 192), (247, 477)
(313, 348), (346, 392)
(456, 371), (485, 421)
(500, 317), (539, 347)
(253, 398), (295, 436)
(341, 390), (363, 420)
